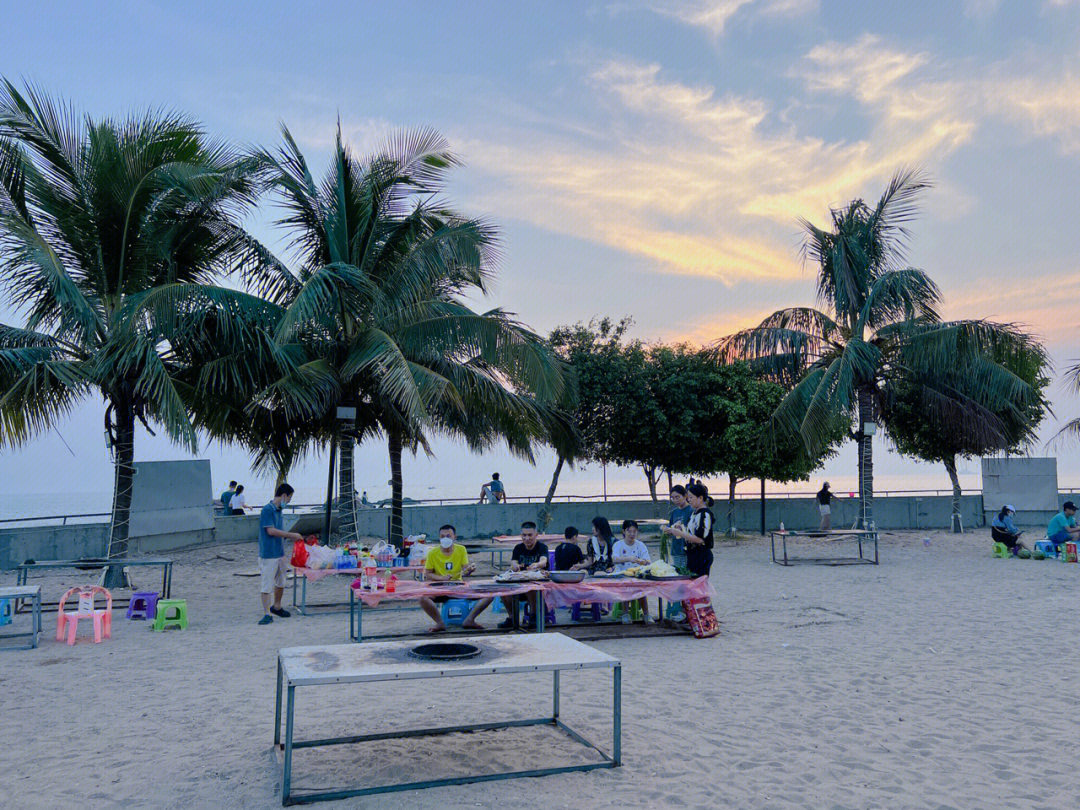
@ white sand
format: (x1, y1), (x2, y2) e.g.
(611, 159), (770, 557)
(4, 530), (1079, 809)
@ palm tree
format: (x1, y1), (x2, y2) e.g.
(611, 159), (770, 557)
(721, 169), (1043, 529)
(249, 126), (565, 545)
(0, 82), (262, 581)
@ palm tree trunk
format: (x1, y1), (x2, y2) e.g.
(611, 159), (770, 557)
(727, 474), (738, 536)
(944, 455), (963, 533)
(104, 401), (135, 588)
(388, 432), (404, 546)
(858, 386), (874, 530)
(337, 420), (359, 545)
(666, 470), (673, 492)
(643, 464), (660, 517)
(538, 454), (565, 530)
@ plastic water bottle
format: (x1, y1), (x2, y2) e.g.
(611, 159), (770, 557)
(779, 522), (785, 533)
(547, 550), (556, 570)
(386, 574), (397, 593)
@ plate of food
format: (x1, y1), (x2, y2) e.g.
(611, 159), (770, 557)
(493, 569), (549, 583)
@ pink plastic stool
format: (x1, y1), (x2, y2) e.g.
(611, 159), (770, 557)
(56, 585), (113, 645)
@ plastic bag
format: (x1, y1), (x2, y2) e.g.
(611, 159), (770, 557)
(306, 544), (337, 569)
(290, 541), (309, 568)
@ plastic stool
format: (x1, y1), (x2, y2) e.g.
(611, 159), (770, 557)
(1034, 540), (1057, 557)
(522, 599), (557, 627)
(991, 542), (1010, 559)
(612, 600), (644, 621)
(56, 585), (112, 645)
(440, 599), (477, 627)
(126, 591), (160, 620)
(570, 602), (602, 622)
(490, 597), (503, 614)
(0, 597), (12, 627)
(153, 599), (188, 631)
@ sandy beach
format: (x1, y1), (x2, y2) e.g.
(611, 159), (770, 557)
(4, 529), (1079, 810)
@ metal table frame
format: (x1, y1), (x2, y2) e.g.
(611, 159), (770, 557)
(349, 584), (546, 642)
(0, 585), (41, 650)
(273, 636), (621, 806)
(770, 529), (879, 566)
(14, 558), (173, 612)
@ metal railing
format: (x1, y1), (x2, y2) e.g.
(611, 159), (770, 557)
(0, 486), (1017, 528)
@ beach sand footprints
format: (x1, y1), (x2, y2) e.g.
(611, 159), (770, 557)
(788, 605), (854, 629)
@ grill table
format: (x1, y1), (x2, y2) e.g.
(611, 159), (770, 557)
(274, 633), (621, 805)
(15, 558), (173, 611)
(291, 566), (424, 615)
(0, 585), (41, 650)
(770, 529), (879, 566)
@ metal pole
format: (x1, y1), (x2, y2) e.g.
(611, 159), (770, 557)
(553, 671), (560, 720)
(323, 433), (338, 543)
(603, 463), (607, 502)
(613, 665), (622, 765)
(760, 477), (766, 536)
(283, 685), (295, 803)
(274, 658), (283, 747)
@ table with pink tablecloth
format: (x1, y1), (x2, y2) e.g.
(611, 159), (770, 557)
(291, 566), (423, 615)
(541, 576), (710, 609)
(352, 578), (543, 607)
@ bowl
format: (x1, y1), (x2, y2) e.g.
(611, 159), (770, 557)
(548, 570), (586, 583)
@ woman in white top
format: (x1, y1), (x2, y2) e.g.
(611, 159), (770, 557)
(611, 520), (651, 573)
(230, 484), (248, 515)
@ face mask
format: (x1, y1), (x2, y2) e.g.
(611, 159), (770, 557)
(439, 536), (454, 549)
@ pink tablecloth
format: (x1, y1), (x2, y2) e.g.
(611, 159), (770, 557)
(542, 576), (710, 608)
(352, 578), (544, 607)
(492, 534), (563, 544)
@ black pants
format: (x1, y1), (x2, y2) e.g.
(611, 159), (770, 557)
(687, 549), (714, 577)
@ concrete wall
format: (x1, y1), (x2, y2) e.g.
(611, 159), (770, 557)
(0, 493), (992, 569)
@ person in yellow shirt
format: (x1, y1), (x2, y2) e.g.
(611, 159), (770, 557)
(420, 524), (491, 632)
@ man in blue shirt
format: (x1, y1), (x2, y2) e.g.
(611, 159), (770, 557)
(1047, 500), (1080, 548)
(220, 480), (237, 514)
(258, 483), (304, 625)
(479, 472), (505, 504)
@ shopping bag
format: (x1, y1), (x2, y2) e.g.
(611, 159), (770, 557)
(290, 541), (308, 568)
(682, 596), (719, 638)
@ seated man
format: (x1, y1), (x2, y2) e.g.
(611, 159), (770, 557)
(420, 524), (490, 633)
(554, 526), (589, 571)
(498, 521), (548, 629)
(1047, 501), (1080, 549)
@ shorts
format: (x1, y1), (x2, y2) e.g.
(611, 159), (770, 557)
(818, 504), (831, 516)
(258, 556), (289, 593)
(1048, 529), (1071, 546)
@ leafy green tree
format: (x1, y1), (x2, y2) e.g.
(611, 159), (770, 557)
(887, 340), (1049, 531)
(0, 82), (263, 578)
(721, 169), (1043, 529)
(251, 126), (564, 544)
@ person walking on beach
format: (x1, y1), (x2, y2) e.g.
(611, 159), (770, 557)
(257, 483), (303, 625)
(220, 480), (237, 514)
(230, 484), (249, 515)
(816, 481), (832, 530)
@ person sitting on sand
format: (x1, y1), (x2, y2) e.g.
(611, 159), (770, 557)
(554, 526), (589, 571)
(497, 522), (549, 629)
(612, 520), (651, 573)
(991, 505), (1026, 553)
(612, 520), (651, 621)
(1046, 501), (1080, 549)
(586, 516), (615, 573)
(420, 524), (490, 633)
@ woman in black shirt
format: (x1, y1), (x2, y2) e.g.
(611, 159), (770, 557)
(663, 483), (714, 576)
(587, 516), (614, 573)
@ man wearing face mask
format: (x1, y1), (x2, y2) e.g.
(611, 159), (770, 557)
(419, 524), (490, 632)
(257, 483), (304, 626)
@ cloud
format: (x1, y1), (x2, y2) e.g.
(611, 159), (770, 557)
(642, 0), (817, 36)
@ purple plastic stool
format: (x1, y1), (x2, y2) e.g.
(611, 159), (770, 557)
(522, 599), (557, 626)
(126, 591), (159, 620)
(570, 602), (603, 622)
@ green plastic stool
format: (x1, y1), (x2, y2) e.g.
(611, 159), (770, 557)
(152, 599), (188, 631)
(612, 600), (643, 621)
(991, 542), (1010, 559)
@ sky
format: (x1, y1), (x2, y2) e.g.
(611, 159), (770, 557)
(2, 0), (1080, 515)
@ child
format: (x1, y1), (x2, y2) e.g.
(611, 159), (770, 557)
(554, 526), (589, 571)
(612, 520), (651, 622)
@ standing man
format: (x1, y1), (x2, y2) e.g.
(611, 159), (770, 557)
(257, 483), (304, 625)
(220, 480), (237, 514)
(816, 481), (832, 531)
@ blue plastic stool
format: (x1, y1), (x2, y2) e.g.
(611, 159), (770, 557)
(522, 599), (557, 626)
(440, 599), (477, 627)
(0, 597), (12, 627)
(1034, 540), (1057, 557)
(490, 597), (503, 614)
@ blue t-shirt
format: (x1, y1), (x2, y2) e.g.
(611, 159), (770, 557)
(488, 480), (504, 494)
(259, 502), (285, 559)
(668, 505), (694, 526)
(221, 490), (234, 509)
(1047, 511), (1076, 539)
